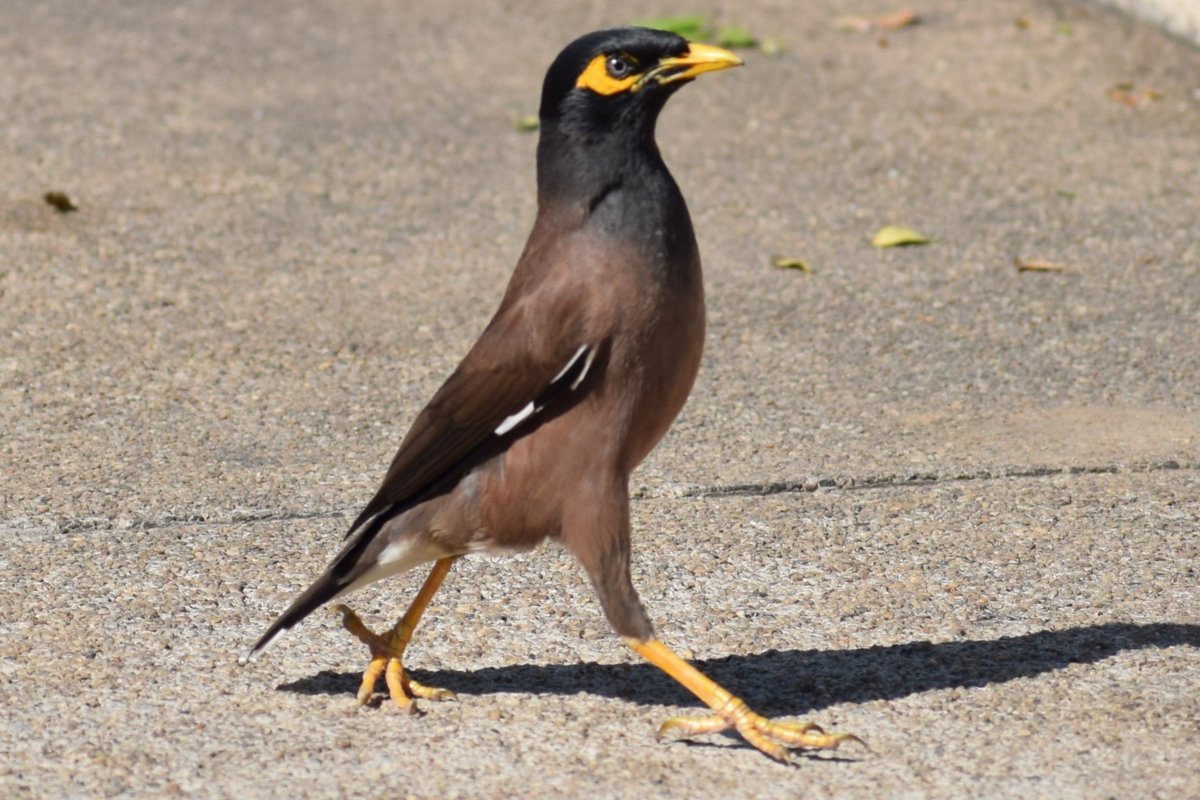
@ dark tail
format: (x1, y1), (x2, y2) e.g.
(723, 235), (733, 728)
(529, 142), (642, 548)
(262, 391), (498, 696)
(242, 510), (393, 663)
(242, 572), (345, 663)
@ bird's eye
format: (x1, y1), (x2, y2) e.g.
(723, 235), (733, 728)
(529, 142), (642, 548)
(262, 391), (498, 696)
(605, 54), (633, 79)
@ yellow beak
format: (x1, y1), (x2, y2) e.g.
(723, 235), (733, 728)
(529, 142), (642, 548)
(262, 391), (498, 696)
(653, 42), (744, 85)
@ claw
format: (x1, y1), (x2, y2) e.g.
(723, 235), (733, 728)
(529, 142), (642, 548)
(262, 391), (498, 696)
(658, 704), (863, 761)
(334, 604), (456, 711)
(628, 638), (867, 762)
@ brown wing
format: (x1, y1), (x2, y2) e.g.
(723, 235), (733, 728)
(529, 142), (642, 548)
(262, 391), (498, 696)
(344, 285), (594, 537)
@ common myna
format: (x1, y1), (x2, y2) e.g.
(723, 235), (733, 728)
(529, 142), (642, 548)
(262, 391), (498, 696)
(248, 27), (858, 762)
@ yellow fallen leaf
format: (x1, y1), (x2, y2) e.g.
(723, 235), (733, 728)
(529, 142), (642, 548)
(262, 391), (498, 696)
(771, 255), (812, 273)
(871, 225), (931, 248)
(1014, 258), (1075, 273)
(513, 113), (539, 132)
(759, 36), (785, 57)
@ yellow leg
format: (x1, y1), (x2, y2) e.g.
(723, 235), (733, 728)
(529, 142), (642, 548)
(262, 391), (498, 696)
(334, 556), (459, 712)
(627, 638), (864, 763)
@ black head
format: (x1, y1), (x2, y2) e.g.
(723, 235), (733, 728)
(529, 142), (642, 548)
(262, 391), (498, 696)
(539, 27), (742, 139)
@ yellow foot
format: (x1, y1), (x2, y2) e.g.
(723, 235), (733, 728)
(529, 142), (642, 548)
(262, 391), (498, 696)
(657, 697), (864, 763)
(334, 604), (457, 712)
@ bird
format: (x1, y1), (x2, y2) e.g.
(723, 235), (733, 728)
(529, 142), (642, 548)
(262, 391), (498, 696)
(246, 26), (860, 762)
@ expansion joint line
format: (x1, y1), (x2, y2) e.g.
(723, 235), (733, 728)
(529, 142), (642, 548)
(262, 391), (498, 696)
(669, 458), (1198, 499)
(49, 458), (1198, 533)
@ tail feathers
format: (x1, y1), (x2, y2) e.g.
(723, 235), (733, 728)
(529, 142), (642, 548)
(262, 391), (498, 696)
(242, 512), (393, 665)
(241, 572), (344, 664)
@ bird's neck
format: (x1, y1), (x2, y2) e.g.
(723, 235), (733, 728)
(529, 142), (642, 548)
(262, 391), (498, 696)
(534, 121), (698, 285)
(535, 122), (669, 210)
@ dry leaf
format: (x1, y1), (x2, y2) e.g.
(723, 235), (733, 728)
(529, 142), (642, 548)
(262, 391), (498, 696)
(875, 9), (919, 29)
(43, 191), (78, 212)
(834, 8), (918, 32)
(834, 15), (874, 32)
(871, 225), (930, 248)
(771, 255), (813, 273)
(1014, 258), (1075, 273)
(1109, 83), (1162, 107)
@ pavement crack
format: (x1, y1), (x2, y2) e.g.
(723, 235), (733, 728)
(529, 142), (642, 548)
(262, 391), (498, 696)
(55, 506), (356, 535)
(670, 458), (1198, 499)
(35, 459), (1198, 534)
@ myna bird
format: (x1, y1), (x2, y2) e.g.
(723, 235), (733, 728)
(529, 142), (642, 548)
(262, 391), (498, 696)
(247, 27), (859, 762)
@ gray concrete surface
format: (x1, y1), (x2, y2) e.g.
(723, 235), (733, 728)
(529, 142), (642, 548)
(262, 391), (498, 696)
(2, 1), (1198, 797)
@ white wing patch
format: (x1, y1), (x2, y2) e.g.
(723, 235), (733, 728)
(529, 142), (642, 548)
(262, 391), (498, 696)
(552, 344), (591, 383)
(493, 343), (594, 437)
(495, 401), (536, 435)
(569, 346), (597, 390)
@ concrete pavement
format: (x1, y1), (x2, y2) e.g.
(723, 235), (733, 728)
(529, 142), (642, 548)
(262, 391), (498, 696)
(3, 1), (1198, 797)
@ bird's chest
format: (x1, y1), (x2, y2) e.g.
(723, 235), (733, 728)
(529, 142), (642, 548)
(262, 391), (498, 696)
(617, 265), (705, 469)
(584, 188), (705, 468)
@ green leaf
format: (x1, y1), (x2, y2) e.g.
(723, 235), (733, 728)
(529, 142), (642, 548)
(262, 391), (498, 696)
(716, 25), (757, 49)
(871, 225), (931, 248)
(634, 15), (713, 41)
(634, 16), (760, 49)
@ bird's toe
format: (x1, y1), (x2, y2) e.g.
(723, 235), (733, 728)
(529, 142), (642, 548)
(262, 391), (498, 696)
(656, 701), (864, 762)
(407, 679), (457, 702)
(749, 717), (864, 752)
(333, 604), (456, 712)
(656, 713), (730, 741)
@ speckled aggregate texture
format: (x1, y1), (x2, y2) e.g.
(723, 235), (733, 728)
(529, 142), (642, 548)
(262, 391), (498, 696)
(2, 1), (1198, 798)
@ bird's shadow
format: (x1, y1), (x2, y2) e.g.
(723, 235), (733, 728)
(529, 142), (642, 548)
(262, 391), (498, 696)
(278, 622), (1198, 717)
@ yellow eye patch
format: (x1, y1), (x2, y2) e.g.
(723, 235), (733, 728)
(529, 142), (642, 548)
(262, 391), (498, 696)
(575, 54), (642, 96)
